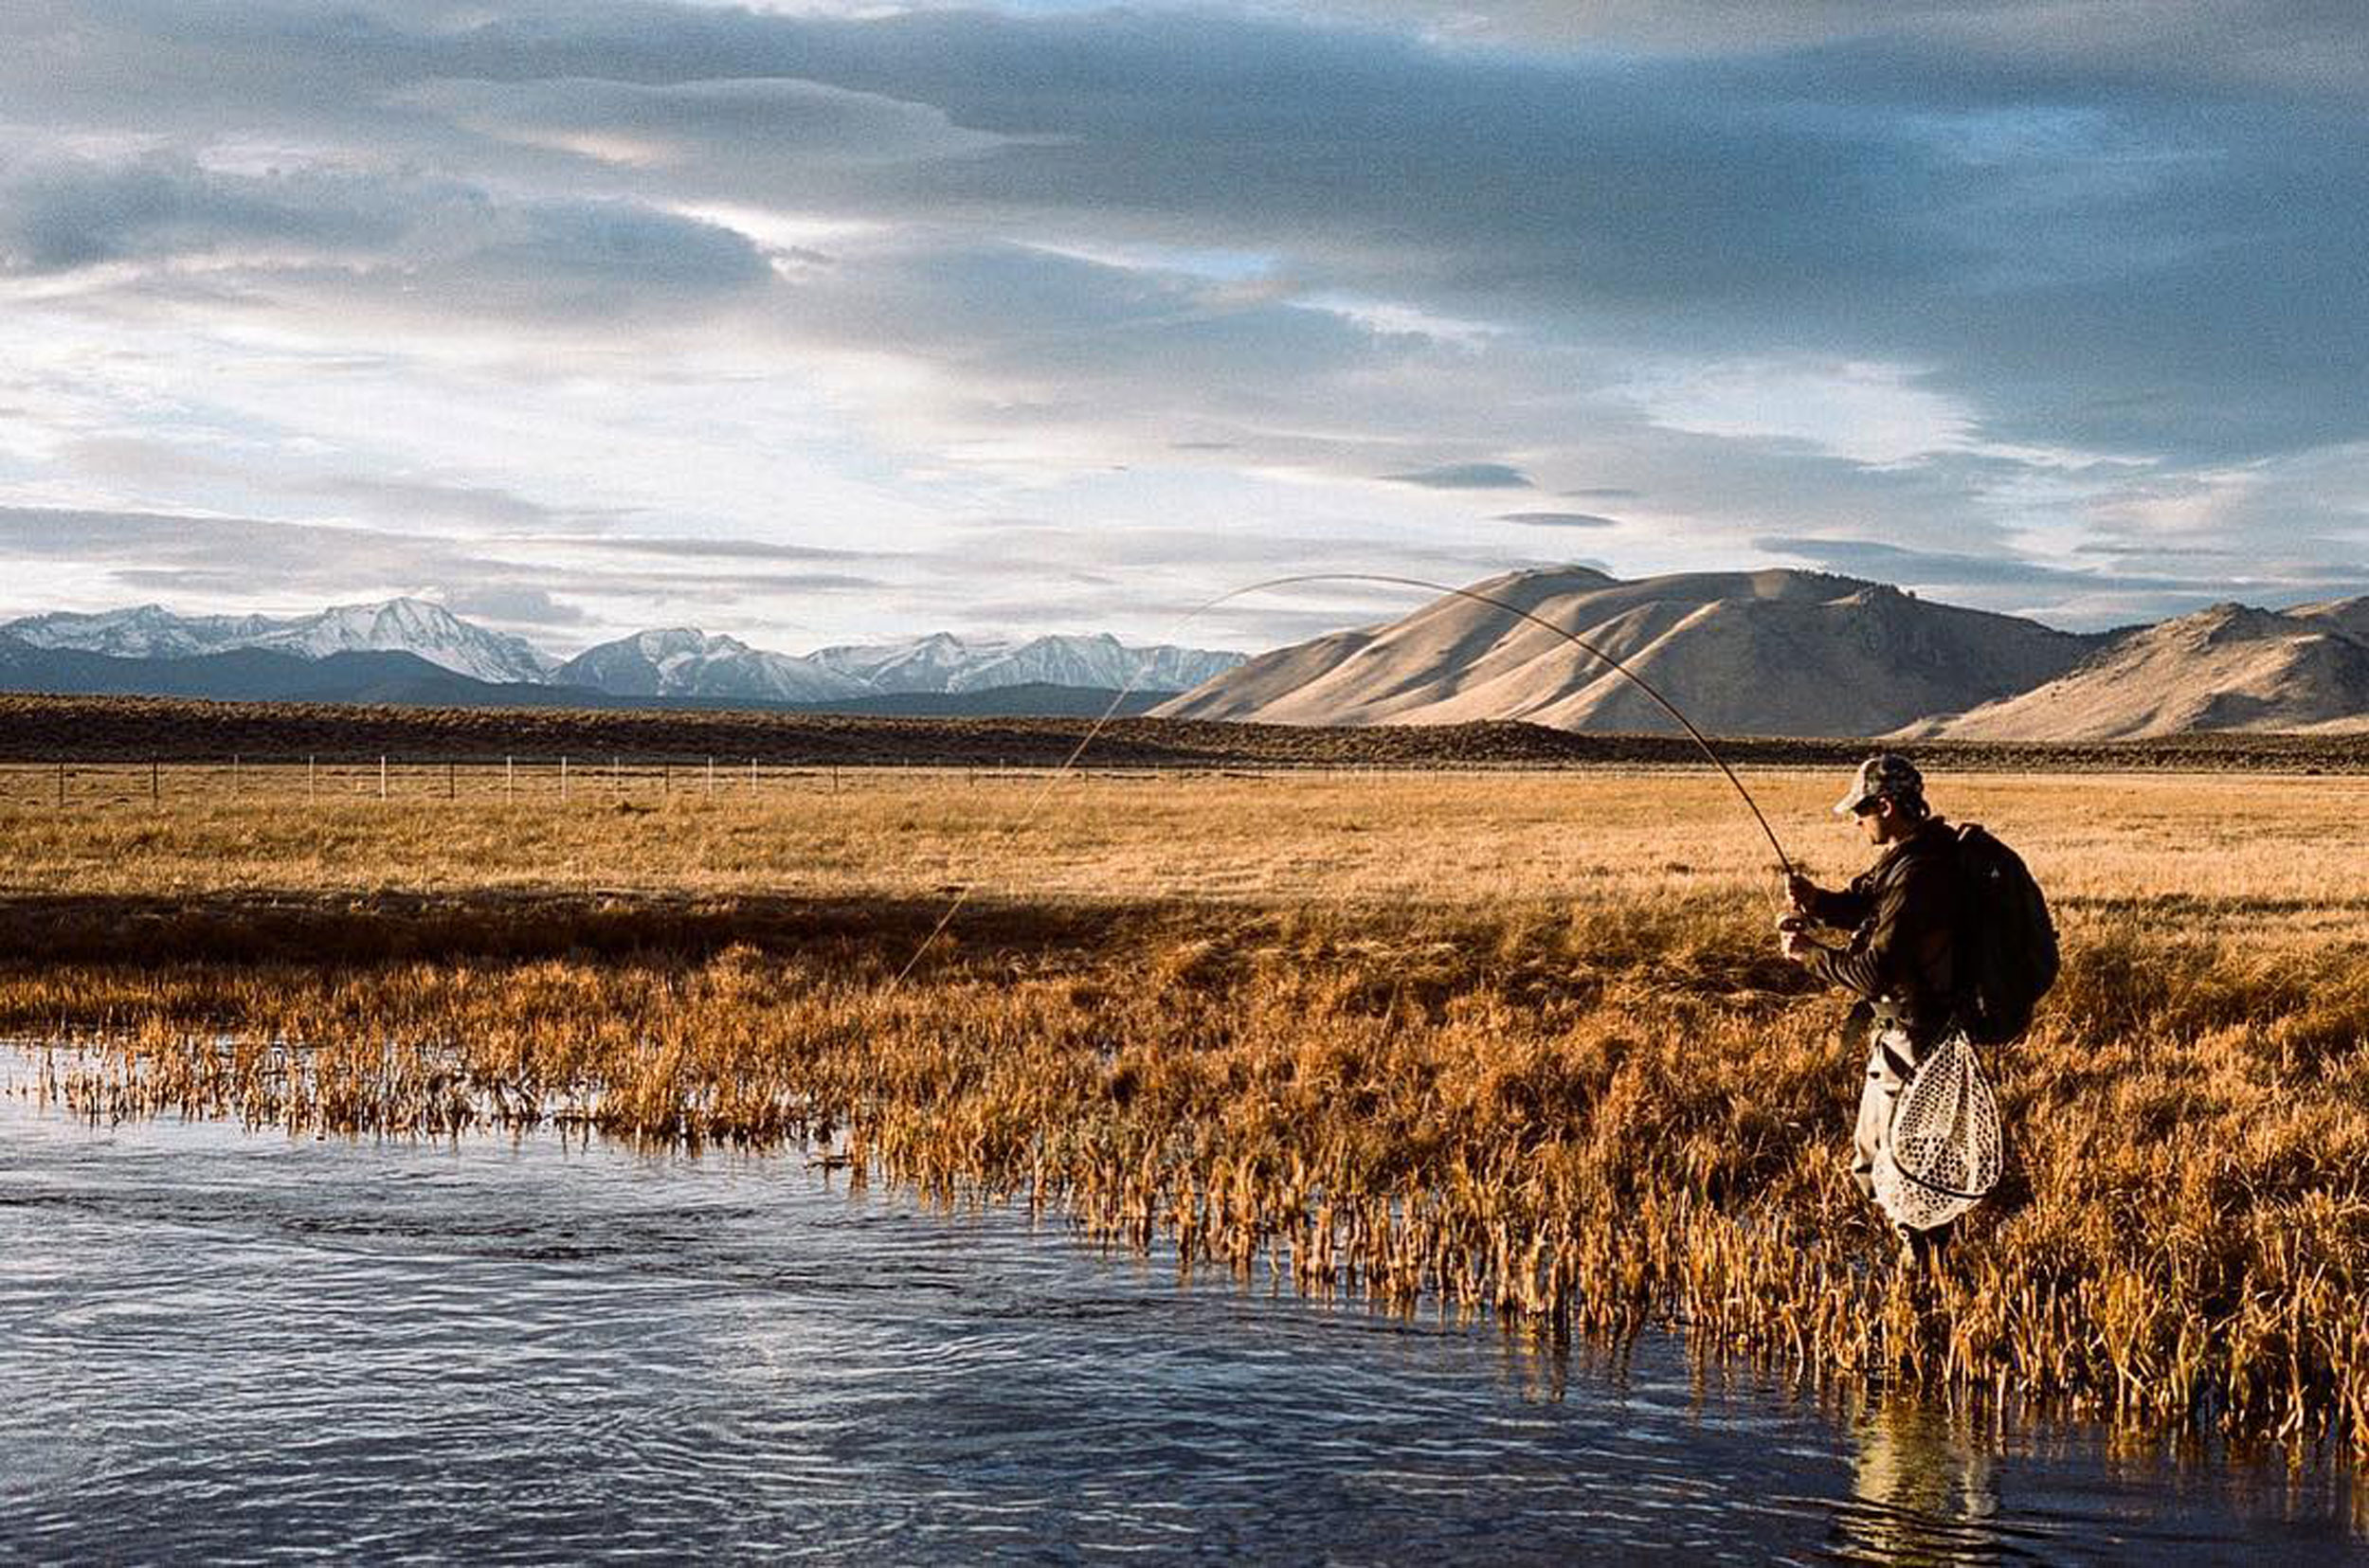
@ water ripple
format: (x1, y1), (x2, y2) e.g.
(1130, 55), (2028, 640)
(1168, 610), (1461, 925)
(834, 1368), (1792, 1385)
(0, 1079), (2357, 1563)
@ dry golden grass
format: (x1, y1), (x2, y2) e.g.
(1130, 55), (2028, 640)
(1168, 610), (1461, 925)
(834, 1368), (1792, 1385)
(5, 765), (2366, 1453)
(5, 762), (2363, 915)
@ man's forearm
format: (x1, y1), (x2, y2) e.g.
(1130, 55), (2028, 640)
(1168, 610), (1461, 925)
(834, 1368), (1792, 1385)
(1803, 942), (1882, 998)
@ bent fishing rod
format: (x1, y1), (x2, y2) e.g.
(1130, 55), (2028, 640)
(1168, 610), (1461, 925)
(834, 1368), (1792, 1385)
(893, 571), (1795, 985)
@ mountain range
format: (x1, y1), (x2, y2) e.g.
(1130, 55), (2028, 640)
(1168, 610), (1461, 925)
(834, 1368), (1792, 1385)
(1155, 568), (2369, 740)
(7, 574), (2366, 738)
(1898, 598), (2369, 739)
(812, 632), (1239, 695)
(0, 602), (1243, 710)
(6, 601), (556, 685)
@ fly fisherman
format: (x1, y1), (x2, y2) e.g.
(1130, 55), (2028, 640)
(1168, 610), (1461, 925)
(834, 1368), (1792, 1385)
(1778, 755), (1964, 1267)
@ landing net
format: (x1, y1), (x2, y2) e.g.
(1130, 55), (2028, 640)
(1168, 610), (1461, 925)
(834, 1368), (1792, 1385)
(1875, 1032), (2003, 1232)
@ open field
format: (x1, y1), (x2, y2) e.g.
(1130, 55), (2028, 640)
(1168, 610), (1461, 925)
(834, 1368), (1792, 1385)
(5, 765), (2366, 1455)
(3, 691), (2368, 770)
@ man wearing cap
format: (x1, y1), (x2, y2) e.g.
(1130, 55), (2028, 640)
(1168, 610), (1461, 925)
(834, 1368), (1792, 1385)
(1779, 754), (1964, 1264)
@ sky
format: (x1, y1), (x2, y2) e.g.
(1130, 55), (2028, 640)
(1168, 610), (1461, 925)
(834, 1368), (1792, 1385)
(4, 0), (2366, 657)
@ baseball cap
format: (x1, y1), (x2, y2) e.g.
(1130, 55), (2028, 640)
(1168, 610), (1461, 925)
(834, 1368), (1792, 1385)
(1834, 753), (1924, 817)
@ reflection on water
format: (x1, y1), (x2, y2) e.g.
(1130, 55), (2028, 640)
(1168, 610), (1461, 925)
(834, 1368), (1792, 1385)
(0, 1062), (2358, 1563)
(1834, 1395), (2000, 1564)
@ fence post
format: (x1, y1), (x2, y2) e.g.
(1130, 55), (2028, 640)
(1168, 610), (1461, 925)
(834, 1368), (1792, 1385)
(506, 755), (515, 802)
(447, 761), (456, 801)
(308, 755), (316, 801)
(706, 756), (714, 795)
(379, 756), (388, 801)
(561, 755), (570, 802)
(231, 754), (240, 794)
(750, 757), (756, 791)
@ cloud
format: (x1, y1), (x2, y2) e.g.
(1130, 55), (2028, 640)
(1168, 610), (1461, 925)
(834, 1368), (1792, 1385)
(555, 533), (873, 563)
(769, 240), (1401, 393)
(298, 475), (602, 531)
(0, 506), (889, 586)
(1749, 532), (2369, 626)
(2073, 541), (2239, 560)
(396, 74), (1007, 172)
(1308, 0), (2369, 100)
(439, 584), (589, 627)
(1755, 534), (2171, 589)
(1, 153), (772, 321)
(1497, 511), (1618, 528)
(0, 154), (393, 274)
(15, 4), (2367, 466)
(0, 506), (893, 636)
(1383, 462), (1532, 490)
(2, 0), (2366, 643)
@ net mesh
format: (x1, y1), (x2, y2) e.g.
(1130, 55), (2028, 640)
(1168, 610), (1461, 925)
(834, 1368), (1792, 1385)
(1873, 1032), (2002, 1232)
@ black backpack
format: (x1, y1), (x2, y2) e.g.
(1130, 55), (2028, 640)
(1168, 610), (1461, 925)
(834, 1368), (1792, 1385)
(1952, 823), (2058, 1045)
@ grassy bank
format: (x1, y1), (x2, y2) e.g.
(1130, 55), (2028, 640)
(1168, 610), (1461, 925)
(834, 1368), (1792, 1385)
(5, 768), (2365, 1451)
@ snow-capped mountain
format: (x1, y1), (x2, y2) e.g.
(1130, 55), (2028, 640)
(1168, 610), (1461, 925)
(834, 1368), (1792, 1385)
(244, 600), (557, 683)
(3, 604), (287, 660)
(552, 628), (866, 702)
(947, 634), (1243, 694)
(810, 632), (1240, 694)
(5, 599), (556, 685)
(2, 600), (1246, 706)
(809, 633), (1007, 694)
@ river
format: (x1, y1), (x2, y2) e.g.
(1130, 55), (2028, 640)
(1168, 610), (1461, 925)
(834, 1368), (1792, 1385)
(0, 1062), (2358, 1563)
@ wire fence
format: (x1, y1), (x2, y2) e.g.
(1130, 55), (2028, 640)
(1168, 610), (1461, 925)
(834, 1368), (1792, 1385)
(0, 755), (1459, 808)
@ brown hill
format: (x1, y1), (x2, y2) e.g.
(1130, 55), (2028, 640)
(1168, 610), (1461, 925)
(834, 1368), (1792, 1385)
(1902, 601), (2369, 740)
(1153, 568), (2098, 737)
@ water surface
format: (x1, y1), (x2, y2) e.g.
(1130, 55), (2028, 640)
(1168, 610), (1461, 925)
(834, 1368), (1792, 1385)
(0, 1070), (2357, 1563)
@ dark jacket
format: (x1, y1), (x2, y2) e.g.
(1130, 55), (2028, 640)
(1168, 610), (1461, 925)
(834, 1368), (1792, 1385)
(1802, 817), (1962, 1044)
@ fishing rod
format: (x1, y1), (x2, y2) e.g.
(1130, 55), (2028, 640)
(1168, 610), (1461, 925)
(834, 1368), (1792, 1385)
(893, 571), (1795, 985)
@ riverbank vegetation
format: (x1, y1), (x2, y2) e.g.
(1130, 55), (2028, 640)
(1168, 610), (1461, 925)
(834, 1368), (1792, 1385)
(4, 767), (2364, 1453)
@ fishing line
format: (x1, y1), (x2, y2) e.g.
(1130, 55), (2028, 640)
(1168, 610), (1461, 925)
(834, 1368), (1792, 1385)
(890, 571), (1795, 987)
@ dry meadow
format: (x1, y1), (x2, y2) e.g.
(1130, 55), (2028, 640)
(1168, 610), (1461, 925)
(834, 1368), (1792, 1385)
(5, 762), (2366, 1454)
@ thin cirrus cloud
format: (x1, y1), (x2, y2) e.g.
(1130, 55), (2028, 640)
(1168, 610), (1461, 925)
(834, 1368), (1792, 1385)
(0, 153), (774, 317)
(1754, 534), (2191, 592)
(0, 0), (2362, 643)
(0, 508), (895, 644)
(1498, 512), (1619, 529)
(1383, 462), (1533, 490)
(392, 74), (1010, 173)
(1753, 533), (2369, 617)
